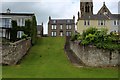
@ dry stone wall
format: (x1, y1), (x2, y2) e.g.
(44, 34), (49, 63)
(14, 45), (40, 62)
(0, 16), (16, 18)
(70, 41), (120, 67)
(1, 38), (31, 65)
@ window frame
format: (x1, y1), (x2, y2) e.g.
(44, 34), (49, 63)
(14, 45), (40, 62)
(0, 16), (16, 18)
(51, 25), (57, 30)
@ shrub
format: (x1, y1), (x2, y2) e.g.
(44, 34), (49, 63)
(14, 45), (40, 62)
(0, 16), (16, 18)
(81, 40), (89, 45)
(71, 27), (120, 50)
(21, 33), (28, 40)
(85, 27), (98, 35)
(85, 34), (96, 43)
(71, 33), (81, 41)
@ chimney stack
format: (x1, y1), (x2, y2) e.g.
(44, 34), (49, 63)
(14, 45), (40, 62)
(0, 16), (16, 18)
(6, 8), (11, 13)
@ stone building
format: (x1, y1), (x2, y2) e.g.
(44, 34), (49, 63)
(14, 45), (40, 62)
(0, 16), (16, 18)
(77, 0), (120, 34)
(48, 16), (75, 37)
(0, 8), (34, 39)
(37, 23), (43, 37)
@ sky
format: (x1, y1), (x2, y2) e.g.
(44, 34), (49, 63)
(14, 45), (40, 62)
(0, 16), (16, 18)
(1, 0), (120, 34)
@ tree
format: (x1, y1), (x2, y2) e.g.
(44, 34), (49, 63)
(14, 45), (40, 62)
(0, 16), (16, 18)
(10, 20), (17, 42)
(31, 15), (37, 45)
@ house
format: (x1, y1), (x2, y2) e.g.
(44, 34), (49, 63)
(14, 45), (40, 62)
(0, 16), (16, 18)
(37, 23), (43, 37)
(0, 9), (34, 40)
(48, 16), (75, 37)
(77, 0), (120, 34)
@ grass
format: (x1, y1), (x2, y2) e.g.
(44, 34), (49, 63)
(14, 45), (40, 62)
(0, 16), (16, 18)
(2, 37), (118, 78)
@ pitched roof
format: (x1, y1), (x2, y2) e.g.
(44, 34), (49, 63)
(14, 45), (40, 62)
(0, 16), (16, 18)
(79, 14), (109, 20)
(108, 14), (120, 20)
(49, 19), (75, 24)
(97, 2), (111, 15)
(79, 14), (120, 20)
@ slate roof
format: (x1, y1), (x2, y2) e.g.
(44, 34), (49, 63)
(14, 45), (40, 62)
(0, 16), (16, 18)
(49, 19), (75, 24)
(79, 14), (120, 20)
(108, 14), (120, 20)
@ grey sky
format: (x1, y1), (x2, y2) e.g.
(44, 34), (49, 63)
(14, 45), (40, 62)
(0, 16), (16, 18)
(1, 0), (120, 34)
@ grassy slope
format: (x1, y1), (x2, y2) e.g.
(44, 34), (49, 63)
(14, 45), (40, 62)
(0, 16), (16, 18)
(2, 37), (118, 78)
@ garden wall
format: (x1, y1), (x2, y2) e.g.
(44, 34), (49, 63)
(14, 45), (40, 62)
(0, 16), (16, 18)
(2, 38), (31, 65)
(70, 41), (119, 67)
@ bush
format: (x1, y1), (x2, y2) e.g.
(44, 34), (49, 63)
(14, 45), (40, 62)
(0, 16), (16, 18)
(71, 33), (81, 41)
(71, 27), (120, 50)
(81, 40), (89, 45)
(21, 33), (28, 40)
(85, 34), (96, 43)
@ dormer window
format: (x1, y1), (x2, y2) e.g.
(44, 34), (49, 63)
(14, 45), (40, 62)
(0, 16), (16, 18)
(53, 20), (56, 23)
(67, 20), (70, 23)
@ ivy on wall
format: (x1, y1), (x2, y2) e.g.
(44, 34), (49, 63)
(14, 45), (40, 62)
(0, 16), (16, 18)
(31, 15), (37, 45)
(10, 20), (17, 42)
(10, 15), (37, 45)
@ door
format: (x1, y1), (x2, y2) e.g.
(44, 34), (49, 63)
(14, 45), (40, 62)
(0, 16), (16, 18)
(60, 32), (63, 36)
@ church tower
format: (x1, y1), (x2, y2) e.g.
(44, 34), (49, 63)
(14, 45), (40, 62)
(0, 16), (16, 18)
(80, 0), (93, 17)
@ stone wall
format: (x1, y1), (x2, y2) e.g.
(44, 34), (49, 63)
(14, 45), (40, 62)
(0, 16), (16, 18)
(70, 41), (119, 67)
(2, 38), (31, 65)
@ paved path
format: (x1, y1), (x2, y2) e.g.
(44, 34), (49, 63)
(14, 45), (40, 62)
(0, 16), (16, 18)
(64, 37), (85, 67)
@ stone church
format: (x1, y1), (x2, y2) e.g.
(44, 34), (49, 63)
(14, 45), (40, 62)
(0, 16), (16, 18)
(77, 0), (120, 34)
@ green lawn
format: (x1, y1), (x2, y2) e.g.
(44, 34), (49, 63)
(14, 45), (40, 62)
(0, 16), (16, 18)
(2, 37), (118, 78)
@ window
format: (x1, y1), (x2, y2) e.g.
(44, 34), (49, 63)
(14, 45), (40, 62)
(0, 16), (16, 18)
(69, 25), (72, 29)
(88, 20), (90, 25)
(51, 32), (57, 37)
(84, 20), (86, 25)
(66, 25), (72, 29)
(98, 20), (105, 26)
(60, 25), (63, 29)
(113, 20), (119, 26)
(1, 18), (11, 28)
(66, 31), (71, 36)
(22, 18), (25, 26)
(66, 25), (69, 29)
(17, 18), (25, 26)
(60, 32), (63, 36)
(84, 20), (90, 26)
(52, 25), (57, 29)
(17, 31), (24, 38)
